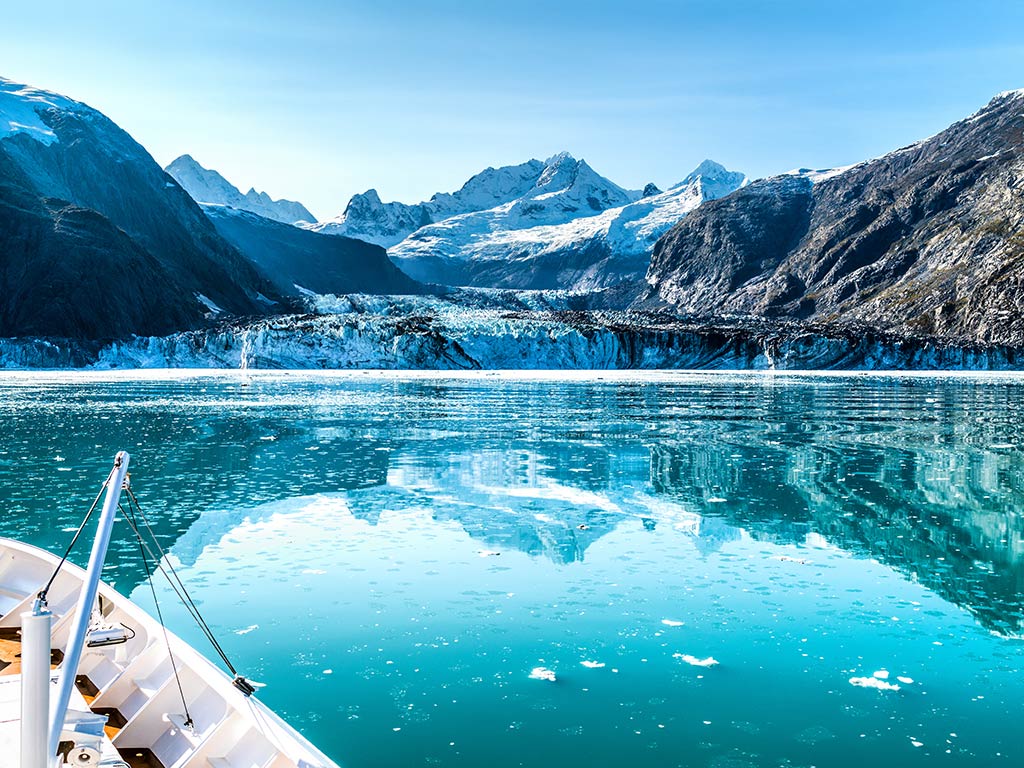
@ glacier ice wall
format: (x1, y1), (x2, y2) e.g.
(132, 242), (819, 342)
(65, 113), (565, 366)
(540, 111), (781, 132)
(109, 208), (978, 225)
(0, 299), (1019, 371)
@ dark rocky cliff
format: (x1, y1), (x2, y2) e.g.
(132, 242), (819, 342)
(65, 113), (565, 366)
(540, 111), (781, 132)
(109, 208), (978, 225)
(0, 81), (283, 339)
(203, 206), (426, 299)
(643, 90), (1024, 345)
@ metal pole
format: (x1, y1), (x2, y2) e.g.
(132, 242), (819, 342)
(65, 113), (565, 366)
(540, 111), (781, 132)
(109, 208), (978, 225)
(47, 451), (130, 758)
(21, 601), (52, 768)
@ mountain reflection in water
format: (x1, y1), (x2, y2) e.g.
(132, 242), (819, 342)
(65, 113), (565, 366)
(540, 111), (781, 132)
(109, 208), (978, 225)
(3, 372), (1024, 767)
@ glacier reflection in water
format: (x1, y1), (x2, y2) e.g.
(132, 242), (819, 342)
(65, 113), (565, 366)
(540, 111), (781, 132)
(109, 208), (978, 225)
(0, 371), (1022, 767)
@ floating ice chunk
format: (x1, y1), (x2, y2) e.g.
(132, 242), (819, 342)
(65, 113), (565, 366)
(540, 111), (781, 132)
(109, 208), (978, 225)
(849, 676), (900, 691)
(897, 676), (914, 685)
(911, 739), (923, 747)
(873, 670), (889, 679)
(529, 666), (557, 682)
(323, 669), (333, 675)
(774, 555), (812, 565)
(707, 497), (727, 503)
(674, 654), (719, 667)
(479, 550), (501, 557)
(580, 661), (605, 669)
(661, 619), (684, 627)
(235, 624), (259, 635)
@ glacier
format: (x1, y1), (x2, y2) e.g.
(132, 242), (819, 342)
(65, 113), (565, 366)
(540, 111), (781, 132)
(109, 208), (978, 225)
(0, 293), (1017, 371)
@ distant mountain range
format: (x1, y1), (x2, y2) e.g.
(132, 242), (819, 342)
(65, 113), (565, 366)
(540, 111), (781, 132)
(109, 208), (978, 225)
(2, 73), (1023, 361)
(387, 157), (747, 289)
(307, 151), (746, 290)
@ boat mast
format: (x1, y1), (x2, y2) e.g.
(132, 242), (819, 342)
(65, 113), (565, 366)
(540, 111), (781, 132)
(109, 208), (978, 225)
(43, 451), (131, 760)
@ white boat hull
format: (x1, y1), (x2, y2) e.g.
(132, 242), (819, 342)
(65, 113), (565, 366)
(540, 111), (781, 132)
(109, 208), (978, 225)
(0, 538), (341, 768)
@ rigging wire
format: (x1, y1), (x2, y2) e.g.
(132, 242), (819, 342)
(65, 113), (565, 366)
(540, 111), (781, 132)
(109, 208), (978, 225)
(122, 486), (256, 696)
(38, 473), (110, 604)
(121, 501), (194, 729)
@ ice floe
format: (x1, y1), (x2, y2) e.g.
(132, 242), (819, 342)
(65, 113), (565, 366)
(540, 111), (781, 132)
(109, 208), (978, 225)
(529, 666), (557, 682)
(849, 676), (900, 691)
(674, 654), (719, 667)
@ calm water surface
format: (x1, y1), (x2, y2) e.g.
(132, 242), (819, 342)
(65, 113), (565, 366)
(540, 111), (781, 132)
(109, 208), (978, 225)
(1, 371), (1022, 767)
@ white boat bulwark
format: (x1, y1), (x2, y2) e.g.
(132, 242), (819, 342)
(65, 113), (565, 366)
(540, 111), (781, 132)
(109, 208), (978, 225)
(0, 509), (341, 767)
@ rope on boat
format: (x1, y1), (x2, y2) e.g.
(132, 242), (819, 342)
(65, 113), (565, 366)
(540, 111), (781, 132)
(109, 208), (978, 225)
(37, 472), (110, 605)
(121, 486), (257, 697)
(121, 500), (195, 730)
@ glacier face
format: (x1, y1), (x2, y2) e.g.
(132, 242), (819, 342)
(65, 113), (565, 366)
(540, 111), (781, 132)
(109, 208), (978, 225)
(1, 292), (1016, 371)
(165, 154), (316, 225)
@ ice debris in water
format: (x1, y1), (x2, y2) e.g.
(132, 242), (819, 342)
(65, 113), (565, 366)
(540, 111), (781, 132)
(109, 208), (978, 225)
(529, 667), (557, 682)
(478, 550), (501, 557)
(674, 654), (719, 667)
(580, 661), (606, 669)
(873, 670), (889, 680)
(235, 624), (259, 635)
(897, 676), (914, 684)
(849, 676), (900, 691)
(661, 619), (684, 627)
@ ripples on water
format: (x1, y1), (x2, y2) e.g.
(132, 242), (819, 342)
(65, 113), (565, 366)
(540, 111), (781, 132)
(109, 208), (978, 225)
(0, 371), (1022, 767)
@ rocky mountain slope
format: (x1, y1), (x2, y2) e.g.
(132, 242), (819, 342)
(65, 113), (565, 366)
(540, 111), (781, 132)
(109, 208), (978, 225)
(0, 77), (284, 339)
(642, 90), (1024, 345)
(166, 154), (316, 225)
(388, 158), (746, 290)
(203, 205), (424, 298)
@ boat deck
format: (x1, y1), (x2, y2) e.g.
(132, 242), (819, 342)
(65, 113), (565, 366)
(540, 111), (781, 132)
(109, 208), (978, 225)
(0, 626), (63, 676)
(0, 626), (145, 766)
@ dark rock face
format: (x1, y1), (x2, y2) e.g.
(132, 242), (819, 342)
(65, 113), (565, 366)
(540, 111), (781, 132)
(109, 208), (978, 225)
(0, 87), (282, 339)
(644, 90), (1024, 345)
(203, 206), (426, 298)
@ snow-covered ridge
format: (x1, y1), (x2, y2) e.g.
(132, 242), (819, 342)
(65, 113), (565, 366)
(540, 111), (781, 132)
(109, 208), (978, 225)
(310, 152), (633, 248)
(387, 158), (746, 289)
(0, 77), (81, 146)
(165, 154), (317, 225)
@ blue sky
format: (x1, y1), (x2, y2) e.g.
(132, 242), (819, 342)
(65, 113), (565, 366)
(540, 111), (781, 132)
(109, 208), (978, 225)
(4, 0), (1023, 219)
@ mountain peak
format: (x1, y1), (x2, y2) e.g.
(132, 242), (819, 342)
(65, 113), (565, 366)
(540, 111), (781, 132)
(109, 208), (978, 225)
(675, 160), (747, 198)
(544, 150), (577, 167)
(165, 155), (316, 225)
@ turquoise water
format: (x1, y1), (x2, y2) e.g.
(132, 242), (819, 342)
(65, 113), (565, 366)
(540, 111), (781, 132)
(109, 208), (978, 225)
(1, 371), (1023, 767)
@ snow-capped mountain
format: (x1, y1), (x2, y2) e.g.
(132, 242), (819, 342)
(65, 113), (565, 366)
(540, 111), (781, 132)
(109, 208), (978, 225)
(310, 158), (551, 247)
(387, 158), (746, 290)
(0, 77), (284, 339)
(166, 154), (316, 225)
